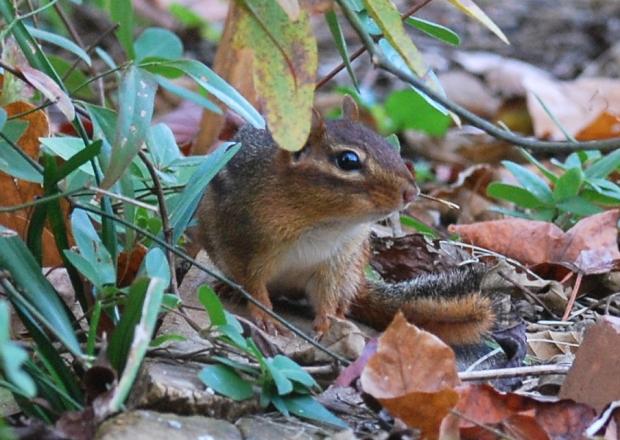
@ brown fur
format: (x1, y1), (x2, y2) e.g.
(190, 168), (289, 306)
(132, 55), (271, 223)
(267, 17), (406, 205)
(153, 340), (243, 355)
(196, 102), (493, 343)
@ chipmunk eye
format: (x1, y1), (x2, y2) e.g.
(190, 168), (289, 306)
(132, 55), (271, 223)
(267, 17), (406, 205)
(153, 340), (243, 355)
(335, 150), (361, 171)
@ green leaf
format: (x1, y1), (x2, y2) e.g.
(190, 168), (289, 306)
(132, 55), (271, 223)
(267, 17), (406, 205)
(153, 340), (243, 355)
(0, 227), (82, 357)
(502, 161), (553, 205)
(65, 209), (116, 288)
(552, 167), (583, 202)
(142, 59), (263, 129)
(55, 140), (102, 183)
(211, 355), (259, 375)
(581, 188), (620, 206)
(0, 302), (36, 397)
(107, 278), (153, 373)
(325, 10), (359, 90)
(134, 27), (183, 62)
(487, 182), (547, 209)
(105, 0), (135, 59)
(519, 149), (558, 184)
(281, 395), (348, 428)
(26, 26), (91, 66)
(101, 66), (156, 188)
(150, 333), (186, 347)
(364, 0), (426, 78)
(0, 108), (6, 130)
(142, 247), (171, 286)
(48, 55), (94, 100)
(106, 277), (165, 412)
(265, 358), (293, 395)
(556, 196), (603, 217)
(585, 149), (620, 179)
(384, 89), (450, 136)
(270, 355), (318, 389)
(405, 17), (460, 46)
(198, 285), (226, 326)
(168, 142), (240, 243)
(0, 120), (42, 183)
(399, 215), (438, 237)
(155, 76), (221, 114)
(40, 137), (95, 176)
(198, 364), (254, 401)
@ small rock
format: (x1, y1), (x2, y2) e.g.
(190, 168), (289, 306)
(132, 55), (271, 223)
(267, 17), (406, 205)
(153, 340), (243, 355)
(96, 410), (241, 440)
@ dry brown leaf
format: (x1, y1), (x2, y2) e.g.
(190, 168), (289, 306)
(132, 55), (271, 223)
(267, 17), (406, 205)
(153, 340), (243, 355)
(456, 384), (596, 440)
(449, 209), (620, 274)
(527, 330), (582, 361)
(525, 77), (620, 141)
(0, 101), (65, 266)
(560, 316), (620, 412)
(360, 312), (460, 440)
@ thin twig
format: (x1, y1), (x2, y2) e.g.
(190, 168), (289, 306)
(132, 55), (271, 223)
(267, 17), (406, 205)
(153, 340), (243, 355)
(137, 150), (179, 296)
(334, 0), (620, 152)
(88, 186), (158, 212)
(458, 364), (570, 381)
(562, 272), (583, 321)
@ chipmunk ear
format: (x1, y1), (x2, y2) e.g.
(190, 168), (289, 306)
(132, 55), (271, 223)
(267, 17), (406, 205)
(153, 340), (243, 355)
(341, 95), (359, 121)
(309, 108), (326, 140)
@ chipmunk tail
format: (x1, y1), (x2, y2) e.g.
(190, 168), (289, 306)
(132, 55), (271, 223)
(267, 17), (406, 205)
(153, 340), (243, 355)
(349, 264), (495, 346)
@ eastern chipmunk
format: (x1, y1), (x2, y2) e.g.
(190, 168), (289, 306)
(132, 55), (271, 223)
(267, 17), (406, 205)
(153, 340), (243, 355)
(196, 97), (494, 345)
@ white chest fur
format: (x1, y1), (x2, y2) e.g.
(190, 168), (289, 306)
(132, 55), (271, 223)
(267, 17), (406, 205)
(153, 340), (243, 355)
(268, 222), (370, 290)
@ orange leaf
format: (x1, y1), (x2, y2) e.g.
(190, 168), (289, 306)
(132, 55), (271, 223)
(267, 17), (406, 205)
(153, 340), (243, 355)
(361, 312), (460, 439)
(0, 101), (66, 266)
(449, 209), (620, 274)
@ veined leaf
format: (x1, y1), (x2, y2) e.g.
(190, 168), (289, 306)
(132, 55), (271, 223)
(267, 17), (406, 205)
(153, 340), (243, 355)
(233, 0), (317, 150)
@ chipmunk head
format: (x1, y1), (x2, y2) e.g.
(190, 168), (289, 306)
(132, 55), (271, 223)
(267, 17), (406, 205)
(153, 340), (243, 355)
(276, 96), (419, 224)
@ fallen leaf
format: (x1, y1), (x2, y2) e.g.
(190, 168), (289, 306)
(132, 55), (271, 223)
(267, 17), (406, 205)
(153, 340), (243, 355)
(449, 209), (620, 274)
(527, 330), (582, 361)
(525, 77), (620, 141)
(0, 101), (64, 266)
(560, 316), (620, 412)
(456, 384), (596, 440)
(360, 312), (460, 439)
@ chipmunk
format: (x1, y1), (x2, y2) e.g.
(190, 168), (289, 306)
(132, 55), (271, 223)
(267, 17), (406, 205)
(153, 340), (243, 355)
(196, 97), (494, 346)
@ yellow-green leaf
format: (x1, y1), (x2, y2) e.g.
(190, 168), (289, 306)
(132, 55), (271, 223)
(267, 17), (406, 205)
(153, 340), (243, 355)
(363, 0), (426, 78)
(447, 0), (509, 44)
(275, 0), (301, 21)
(234, 1), (317, 151)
